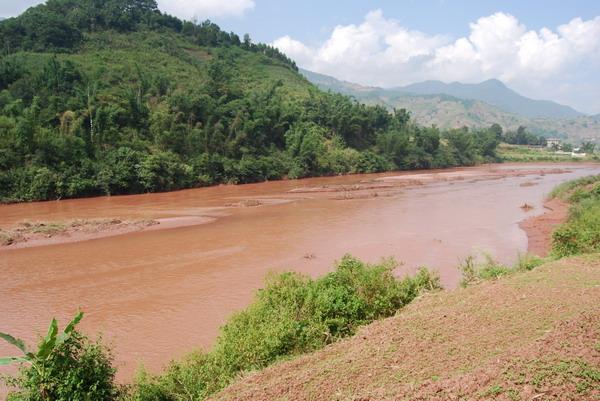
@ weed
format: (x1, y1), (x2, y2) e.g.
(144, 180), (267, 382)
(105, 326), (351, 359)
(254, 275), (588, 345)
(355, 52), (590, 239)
(483, 384), (503, 396)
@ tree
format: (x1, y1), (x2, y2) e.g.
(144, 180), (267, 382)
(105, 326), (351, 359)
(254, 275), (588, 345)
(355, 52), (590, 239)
(562, 143), (573, 152)
(285, 122), (327, 177)
(489, 123), (503, 139)
(581, 141), (596, 153)
(243, 33), (252, 48)
(445, 128), (477, 165)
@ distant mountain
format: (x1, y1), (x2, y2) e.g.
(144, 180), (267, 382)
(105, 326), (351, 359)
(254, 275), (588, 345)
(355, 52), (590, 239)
(300, 69), (378, 96)
(301, 69), (583, 120)
(300, 69), (599, 143)
(397, 79), (583, 119)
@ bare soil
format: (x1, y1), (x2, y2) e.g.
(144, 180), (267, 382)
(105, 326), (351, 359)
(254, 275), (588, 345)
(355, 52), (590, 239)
(520, 197), (570, 257)
(210, 254), (600, 401)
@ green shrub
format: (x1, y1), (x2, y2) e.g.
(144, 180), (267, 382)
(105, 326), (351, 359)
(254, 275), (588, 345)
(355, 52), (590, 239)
(1, 313), (120, 401)
(128, 255), (441, 401)
(549, 174), (600, 200)
(477, 257), (511, 280)
(459, 253), (544, 287)
(514, 253), (545, 271)
(552, 198), (600, 257)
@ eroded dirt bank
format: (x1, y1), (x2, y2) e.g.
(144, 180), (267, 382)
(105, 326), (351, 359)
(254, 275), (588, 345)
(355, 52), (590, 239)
(519, 197), (570, 257)
(1, 163), (599, 385)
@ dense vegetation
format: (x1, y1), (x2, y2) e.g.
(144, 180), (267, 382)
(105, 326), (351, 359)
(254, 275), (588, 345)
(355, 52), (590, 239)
(0, 0), (499, 203)
(500, 125), (547, 146)
(551, 175), (600, 257)
(2, 257), (440, 400)
(1, 312), (120, 401)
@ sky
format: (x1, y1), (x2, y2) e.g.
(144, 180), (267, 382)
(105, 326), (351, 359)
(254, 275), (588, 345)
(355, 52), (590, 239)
(2, 0), (600, 114)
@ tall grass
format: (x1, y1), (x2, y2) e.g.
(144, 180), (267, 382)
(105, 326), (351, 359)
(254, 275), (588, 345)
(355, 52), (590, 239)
(548, 174), (600, 200)
(551, 175), (600, 257)
(458, 253), (545, 287)
(128, 255), (440, 400)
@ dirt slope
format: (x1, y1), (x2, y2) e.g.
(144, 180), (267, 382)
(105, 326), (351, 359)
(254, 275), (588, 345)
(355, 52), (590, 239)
(211, 255), (600, 401)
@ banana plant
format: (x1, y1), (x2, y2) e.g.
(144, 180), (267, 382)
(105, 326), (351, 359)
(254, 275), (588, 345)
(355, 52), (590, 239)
(0, 311), (84, 370)
(1, 312), (84, 399)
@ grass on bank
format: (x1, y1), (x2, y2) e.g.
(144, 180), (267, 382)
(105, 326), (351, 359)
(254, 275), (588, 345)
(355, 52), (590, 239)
(549, 174), (600, 257)
(457, 174), (600, 285)
(458, 253), (547, 287)
(210, 254), (600, 401)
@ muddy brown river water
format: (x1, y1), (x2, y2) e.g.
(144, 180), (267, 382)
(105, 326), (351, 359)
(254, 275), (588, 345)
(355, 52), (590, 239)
(1, 163), (599, 385)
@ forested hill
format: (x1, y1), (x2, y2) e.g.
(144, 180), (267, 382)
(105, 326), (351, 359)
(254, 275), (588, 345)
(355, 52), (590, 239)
(0, 0), (500, 203)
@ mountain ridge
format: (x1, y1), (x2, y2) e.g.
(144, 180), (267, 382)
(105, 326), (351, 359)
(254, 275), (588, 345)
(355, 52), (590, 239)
(396, 78), (583, 119)
(300, 69), (599, 143)
(301, 69), (583, 119)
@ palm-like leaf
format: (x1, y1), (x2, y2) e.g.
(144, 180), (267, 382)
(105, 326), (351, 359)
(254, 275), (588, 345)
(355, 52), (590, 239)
(0, 332), (27, 354)
(63, 311), (83, 335)
(57, 311), (84, 346)
(0, 356), (29, 365)
(0, 311), (84, 367)
(37, 318), (58, 359)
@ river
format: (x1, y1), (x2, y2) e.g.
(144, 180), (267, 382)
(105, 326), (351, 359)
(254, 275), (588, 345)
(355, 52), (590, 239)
(1, 163), (599, 385)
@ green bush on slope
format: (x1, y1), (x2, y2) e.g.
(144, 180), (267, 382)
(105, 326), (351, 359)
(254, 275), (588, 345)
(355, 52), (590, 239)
(129, 256), (440, 401)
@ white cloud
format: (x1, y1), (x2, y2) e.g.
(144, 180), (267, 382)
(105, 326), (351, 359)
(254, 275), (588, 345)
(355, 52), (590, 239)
(273, 11), (600, 113)
(157, 0), (255, 20)
(272, 36), (314, 66)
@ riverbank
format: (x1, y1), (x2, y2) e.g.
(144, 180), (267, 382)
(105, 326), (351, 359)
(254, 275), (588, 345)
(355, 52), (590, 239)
(519, 197), (569, 257)
(207, 172), (600, 401)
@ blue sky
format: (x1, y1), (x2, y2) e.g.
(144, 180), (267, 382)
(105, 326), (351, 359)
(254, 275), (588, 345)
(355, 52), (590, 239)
(3, 1), (600, 113)
(4, 1), (600, 44)
(214, 1), (600, 46)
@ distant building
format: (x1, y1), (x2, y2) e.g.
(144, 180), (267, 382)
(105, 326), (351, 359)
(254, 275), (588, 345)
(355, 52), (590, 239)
(546, 138), (561, 148)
